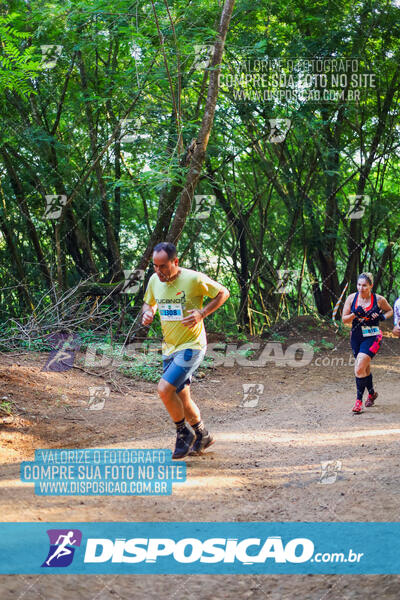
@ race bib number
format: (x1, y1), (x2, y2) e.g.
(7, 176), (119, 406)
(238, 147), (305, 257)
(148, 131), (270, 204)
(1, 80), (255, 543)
(159, 303), (183, 321)
(361, 325), (380, 337)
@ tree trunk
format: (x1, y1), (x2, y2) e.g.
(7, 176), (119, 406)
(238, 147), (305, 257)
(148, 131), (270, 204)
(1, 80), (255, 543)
(344, 65), (400, 288)
(77, 50), (122, 279)
(1, 146), (53, 289)
(166, 0), (236, 244)
(0, 210), (34, 311)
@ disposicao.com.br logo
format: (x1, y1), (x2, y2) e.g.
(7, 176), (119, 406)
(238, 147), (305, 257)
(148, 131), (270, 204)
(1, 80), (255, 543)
(82, 536), (361, 565)
(37, 528), (365, 572)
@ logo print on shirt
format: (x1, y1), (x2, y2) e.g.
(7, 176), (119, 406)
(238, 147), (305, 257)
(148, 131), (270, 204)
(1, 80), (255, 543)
(176, 291), (186, 303)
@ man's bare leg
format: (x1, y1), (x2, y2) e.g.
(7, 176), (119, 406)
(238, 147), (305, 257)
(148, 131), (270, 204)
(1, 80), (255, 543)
(177, 385), (201, 426)
(157, 378), (184, 421)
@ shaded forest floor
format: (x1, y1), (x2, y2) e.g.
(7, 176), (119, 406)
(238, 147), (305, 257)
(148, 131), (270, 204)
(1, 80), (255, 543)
(1, 317), (400, 599)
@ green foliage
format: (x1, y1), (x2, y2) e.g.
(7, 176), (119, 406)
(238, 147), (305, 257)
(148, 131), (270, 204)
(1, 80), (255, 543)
(271, 333), (288, 342)
(117, 352), (161, 382)
(0, 399), (12, 415)
(19, 337), (54, 352)
(320, 338), (335, 350)
(1, 0), (400, 344)
(0, 13), (41, 95)
(308, 340), (321, 353)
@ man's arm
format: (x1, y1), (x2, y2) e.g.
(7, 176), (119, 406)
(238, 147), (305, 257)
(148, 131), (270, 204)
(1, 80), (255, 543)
(393, 300), (400, 337)
(394, 301), (400, 326)
(141, 302), (157, 326)
(201, 287), (230, 318)
(181, 287), (230, 328)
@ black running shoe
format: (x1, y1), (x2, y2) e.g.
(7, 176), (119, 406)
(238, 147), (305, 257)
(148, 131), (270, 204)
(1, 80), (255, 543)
(189, 431), (215, 456)
(172, 427), (195, 460)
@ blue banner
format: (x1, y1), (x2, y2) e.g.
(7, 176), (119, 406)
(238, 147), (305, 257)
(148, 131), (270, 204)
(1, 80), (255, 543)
(0, 522), (399, 574)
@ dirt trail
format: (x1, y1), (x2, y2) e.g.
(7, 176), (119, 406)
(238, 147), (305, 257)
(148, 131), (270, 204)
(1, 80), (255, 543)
(1, 323), (400, 598)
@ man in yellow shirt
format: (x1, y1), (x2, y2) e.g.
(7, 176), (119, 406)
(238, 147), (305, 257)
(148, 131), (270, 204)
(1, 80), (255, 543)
(141, 242), (230, 459)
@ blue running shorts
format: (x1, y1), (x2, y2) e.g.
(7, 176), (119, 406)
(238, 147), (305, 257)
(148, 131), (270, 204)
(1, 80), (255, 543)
(350, 331), (383, 359)
(162, 348), (206, 392)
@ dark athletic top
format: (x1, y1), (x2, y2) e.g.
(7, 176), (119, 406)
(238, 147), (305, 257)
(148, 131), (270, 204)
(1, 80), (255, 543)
(351, 292), (380, 336)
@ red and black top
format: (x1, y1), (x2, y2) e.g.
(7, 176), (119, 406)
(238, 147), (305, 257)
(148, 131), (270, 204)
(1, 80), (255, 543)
(351, 292), (380, 334)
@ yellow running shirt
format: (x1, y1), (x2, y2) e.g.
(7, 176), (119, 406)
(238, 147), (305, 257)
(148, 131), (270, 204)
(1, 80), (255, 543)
(143, 267), (224, 356)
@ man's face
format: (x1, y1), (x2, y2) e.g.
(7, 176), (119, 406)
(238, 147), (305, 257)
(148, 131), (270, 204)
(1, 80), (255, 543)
(153, 251), (179, 282)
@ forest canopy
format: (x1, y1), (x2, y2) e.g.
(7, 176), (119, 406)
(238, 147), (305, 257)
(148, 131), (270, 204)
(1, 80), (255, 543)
(1, 0), (399, 341)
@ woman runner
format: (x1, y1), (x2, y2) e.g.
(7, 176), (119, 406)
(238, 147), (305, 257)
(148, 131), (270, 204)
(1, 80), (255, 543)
(342, 273), (393, 413)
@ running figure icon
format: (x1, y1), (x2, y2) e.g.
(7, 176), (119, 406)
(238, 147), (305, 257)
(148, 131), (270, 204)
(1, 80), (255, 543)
(45, 531), (77, 566)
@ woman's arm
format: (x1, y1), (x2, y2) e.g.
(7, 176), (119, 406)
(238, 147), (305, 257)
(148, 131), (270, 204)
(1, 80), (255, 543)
(377, 296), (393, 320)
(342, 294), (357, 325)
